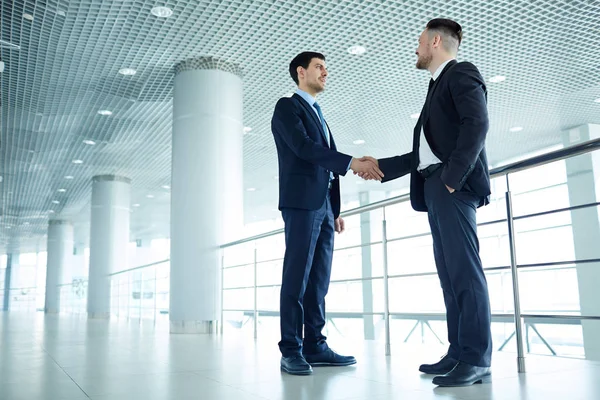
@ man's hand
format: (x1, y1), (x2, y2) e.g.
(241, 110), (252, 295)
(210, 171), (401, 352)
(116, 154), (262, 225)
(334, 217), (345, 233)
(351, 156), (384, 181)
(445, 184), (455, 193)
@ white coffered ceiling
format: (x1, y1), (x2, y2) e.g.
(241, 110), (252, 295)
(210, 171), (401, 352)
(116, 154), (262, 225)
(2, 0), (600, 253)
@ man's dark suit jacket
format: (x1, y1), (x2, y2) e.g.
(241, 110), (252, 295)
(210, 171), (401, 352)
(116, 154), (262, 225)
(379, 60), (491, 211)
(271, 93), (352, 219)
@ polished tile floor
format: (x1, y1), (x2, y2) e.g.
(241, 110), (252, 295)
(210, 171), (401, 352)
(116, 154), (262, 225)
(1, 313), (599, 400)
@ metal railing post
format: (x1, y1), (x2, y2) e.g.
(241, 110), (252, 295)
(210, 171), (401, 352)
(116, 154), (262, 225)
(382, 207), (391, 356)
(505, 175), (526, 373)
(253, 247), (258, 339)
(220, 253), (225, 334)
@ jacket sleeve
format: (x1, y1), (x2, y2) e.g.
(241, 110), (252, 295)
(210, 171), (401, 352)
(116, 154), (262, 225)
(272, 98), (353, 175)
(440, 62), (489, 190)
(378, 152), (413, 183)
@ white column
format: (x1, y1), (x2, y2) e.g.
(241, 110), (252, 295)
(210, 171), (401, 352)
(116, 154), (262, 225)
(87, 175), (131, 319)
(170, 56), (244, 333)
(562, 124), (600, 360)
(2, 254), (13, 311)
(44, 220), (74, 313)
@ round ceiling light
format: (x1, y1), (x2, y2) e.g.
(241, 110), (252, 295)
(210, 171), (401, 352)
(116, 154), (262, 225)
(72, 159), (83, 164)
(509, 126), (523, 132)
(410, 113), (420, 119)
(353, 139), (365, 145)
(151, 6), (173, 18)
(83, 140), (96, 145)
(98, 110), (112, 116)
(119, 68), (137, 76)
(489, 75), (506, 83)
(347, 45), (366, 55)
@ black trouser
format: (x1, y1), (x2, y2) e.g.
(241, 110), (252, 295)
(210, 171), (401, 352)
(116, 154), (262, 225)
(423, 168), (492, 367)
(279, 192), (334, 357)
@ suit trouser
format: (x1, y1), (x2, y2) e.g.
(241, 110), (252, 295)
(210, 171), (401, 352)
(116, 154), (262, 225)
(424, 169), (493, 367)
(279, 191), (334, 357)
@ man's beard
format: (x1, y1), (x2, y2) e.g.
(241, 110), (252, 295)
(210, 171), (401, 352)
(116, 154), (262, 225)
(308, 79), (324, 93)
(416, 53), (432, 70)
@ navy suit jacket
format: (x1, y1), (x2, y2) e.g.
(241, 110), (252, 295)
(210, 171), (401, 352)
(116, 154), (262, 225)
(379, 60), (491, 212)
(271, 93), (352, 219)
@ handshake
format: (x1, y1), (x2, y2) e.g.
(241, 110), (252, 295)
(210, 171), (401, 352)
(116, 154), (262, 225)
(350, 156), (384, 181)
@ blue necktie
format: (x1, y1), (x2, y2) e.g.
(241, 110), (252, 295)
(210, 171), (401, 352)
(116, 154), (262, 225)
(312, 101), (330, 147)
(312, 101), (333, 182)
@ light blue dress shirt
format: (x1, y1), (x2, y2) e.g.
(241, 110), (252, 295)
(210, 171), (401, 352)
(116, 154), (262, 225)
(295, 89), (352, 180)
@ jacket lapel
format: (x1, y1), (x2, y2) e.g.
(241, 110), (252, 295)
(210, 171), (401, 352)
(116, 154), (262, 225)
(421, 60), (457, 126)
(293, 93), (328, 143)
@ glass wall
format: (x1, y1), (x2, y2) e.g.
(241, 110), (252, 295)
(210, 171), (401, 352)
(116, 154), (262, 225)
(222, 151), (600, 361)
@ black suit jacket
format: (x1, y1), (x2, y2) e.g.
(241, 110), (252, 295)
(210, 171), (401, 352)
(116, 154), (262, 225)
(271, 93), (353, 219)
(378, 60), (491, 212)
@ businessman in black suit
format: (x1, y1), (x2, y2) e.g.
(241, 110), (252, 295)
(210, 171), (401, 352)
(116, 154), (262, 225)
(271, 52), (383, 375)
(359, 19), (492, 386)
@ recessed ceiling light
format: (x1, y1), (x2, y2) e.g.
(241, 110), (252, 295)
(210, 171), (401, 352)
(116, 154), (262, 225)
(118, 68), (137, 76)
(72, 159), (83, 164)
(162, 185), (170, 189)
(246, 188), (256, 192)
(57, 189), (66, 193)
(64, 175), (74, 180)
(347, 45), (366, 55)
(146, 195), (154, 199)
(243, 126), (252, 134)
(52, 200), (60, 204)
(23, 13), (34, 21)
(509, 126), (523, 132)
(489, 75), (506, 83)
(151, 6), (173, 17)
(353, 139), (365, 145)
(133, 203), (140, 207)
(83, 140), (96, 145)
(49, 210), (55, 214)
(98, 110), (112, 116)
(594, 98), (600, 103)
(410, 113), (420, 119)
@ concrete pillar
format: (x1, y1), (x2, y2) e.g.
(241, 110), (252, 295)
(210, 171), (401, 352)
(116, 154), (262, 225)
(87, 175), (131, 319)
(170, 56), (244, 333)
(44, 220), (74, 313)
(2, 254), (12, 311)
(562, 123), (600, 360)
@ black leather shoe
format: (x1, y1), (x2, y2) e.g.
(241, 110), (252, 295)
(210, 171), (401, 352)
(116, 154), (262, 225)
(419, 354), (458, 375)
(304, 349), (357, 367)
(432, 361), (491, 387)
(281, 355), (313, 375)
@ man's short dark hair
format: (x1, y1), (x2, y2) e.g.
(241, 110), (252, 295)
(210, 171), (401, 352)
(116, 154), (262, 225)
(289, 52), (326, 85)
(426, 18), (462, 52)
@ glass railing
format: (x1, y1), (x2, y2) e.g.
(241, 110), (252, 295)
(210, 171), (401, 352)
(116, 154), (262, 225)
(108, 260), (170, 322)
(220, 137), (600, 371)
(58, 279), (88, 314)
(0, 286), (39, 311)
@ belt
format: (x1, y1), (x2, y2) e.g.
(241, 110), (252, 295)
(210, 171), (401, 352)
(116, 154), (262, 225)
(418, 163), (443, 180)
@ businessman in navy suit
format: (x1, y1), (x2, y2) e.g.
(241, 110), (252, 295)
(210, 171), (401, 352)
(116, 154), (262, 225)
(359, 19), (493, 386)
(271, 51), (383, 375)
